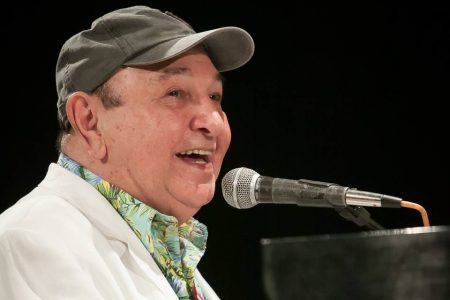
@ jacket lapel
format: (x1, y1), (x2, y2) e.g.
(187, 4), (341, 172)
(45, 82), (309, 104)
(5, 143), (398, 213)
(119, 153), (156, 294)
(39, 163), (178, 299)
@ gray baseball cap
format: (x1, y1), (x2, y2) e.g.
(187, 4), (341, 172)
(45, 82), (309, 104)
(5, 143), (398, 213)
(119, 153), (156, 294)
(56, 5), (255, 130)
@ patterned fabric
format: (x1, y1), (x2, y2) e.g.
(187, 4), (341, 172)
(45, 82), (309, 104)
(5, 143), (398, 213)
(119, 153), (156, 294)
(58, 153), (207, 300)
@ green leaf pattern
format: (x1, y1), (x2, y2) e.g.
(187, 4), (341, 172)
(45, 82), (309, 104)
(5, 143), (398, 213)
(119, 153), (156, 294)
(58, 153), (207, 300)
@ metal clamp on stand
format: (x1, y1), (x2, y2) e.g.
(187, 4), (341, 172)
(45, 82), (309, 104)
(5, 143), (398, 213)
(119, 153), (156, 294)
(334, 205), (384, 230)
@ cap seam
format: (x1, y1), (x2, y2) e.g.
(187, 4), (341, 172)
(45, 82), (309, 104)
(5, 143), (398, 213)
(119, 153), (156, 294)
(102, 19), (135, 60)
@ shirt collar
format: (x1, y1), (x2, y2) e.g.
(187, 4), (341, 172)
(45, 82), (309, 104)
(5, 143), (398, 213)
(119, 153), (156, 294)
(57, 153), (208, 299)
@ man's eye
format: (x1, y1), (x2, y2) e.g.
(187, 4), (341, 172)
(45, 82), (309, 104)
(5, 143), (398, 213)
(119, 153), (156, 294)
(168, 90), (181, 97)
(210, 93), (222, 102)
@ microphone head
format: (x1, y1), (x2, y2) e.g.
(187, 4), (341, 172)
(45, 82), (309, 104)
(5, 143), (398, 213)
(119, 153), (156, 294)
(221, 167), (260, 209)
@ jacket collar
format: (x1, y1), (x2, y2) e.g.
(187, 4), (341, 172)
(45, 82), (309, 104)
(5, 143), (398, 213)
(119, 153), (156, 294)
(38, 163), (178, 299)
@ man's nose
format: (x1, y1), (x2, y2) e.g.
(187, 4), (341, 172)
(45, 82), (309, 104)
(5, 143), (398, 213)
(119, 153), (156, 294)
(189, 101), (225, 138)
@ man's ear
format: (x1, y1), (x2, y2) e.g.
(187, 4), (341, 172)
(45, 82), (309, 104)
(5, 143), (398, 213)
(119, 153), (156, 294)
(65, 91), (106, 160)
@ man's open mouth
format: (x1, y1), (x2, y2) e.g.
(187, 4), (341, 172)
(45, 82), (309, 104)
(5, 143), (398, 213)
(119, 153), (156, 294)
(176, 149), (212, 164)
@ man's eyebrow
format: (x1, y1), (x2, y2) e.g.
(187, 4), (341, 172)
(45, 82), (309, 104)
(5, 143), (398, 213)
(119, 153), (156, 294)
(158, 67), (190, 80)
(158, 67), (223, 83)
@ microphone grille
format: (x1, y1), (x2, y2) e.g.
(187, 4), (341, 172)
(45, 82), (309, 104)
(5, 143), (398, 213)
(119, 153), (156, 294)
(221, 167), (260, 209)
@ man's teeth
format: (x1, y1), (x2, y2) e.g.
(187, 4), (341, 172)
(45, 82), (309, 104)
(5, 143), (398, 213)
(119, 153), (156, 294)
(178, 149), (212, 156)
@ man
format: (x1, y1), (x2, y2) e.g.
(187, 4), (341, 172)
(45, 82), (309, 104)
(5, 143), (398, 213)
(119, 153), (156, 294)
(0, 5), (254, 299)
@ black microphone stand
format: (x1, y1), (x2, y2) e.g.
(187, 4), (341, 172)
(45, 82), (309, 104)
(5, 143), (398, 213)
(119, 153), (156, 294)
(334, 205), (384, 230)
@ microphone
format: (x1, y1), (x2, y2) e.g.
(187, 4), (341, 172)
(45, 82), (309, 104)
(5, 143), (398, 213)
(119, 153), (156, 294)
(221, 167), (402, 209)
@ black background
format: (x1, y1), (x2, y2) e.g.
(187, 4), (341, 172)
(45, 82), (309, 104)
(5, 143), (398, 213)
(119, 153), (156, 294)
(2, 1), (449, 299)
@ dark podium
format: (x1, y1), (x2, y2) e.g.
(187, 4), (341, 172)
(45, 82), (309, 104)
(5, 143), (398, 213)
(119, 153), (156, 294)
(261, 225), (450, 300)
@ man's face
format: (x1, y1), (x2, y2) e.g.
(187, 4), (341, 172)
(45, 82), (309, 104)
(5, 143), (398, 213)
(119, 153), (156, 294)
(97, 48), (231, 222)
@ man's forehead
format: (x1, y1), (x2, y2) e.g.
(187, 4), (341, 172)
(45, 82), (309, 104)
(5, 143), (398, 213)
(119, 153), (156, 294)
(156, 66), (224, 83)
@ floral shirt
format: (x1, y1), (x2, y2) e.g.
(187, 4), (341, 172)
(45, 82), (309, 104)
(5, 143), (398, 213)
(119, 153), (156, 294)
(58, 153), (207, 300)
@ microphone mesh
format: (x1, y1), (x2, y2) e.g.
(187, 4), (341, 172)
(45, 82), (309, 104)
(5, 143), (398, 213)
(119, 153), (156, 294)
(221, 167), (259, 209)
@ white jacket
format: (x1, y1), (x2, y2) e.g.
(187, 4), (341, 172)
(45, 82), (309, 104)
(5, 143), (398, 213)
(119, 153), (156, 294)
(0, 163), (219, 300)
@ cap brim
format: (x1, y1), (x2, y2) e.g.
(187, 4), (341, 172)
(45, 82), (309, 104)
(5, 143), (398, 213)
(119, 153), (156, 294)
(125, 27), (255, 72)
